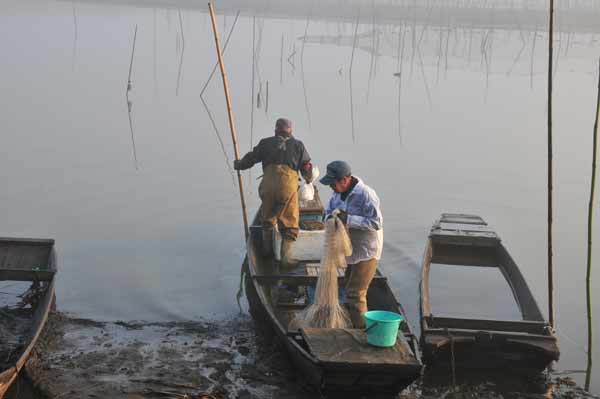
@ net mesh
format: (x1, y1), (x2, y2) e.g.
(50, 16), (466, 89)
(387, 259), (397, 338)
(290, 215), (353, 329)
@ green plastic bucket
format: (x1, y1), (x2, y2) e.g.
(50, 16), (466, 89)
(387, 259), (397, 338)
(364, 310), (403, 347)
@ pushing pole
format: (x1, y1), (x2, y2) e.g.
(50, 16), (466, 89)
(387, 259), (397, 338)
(546, 0), (555, 330)
(208, 2), (249, 239)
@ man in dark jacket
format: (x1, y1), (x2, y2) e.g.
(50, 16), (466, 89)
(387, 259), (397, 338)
(234, 118), (313, 270)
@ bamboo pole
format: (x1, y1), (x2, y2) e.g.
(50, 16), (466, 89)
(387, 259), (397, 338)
(208, 2), (249, 239)
(585, 57), (600, 392)
(547, 0), (555, 330)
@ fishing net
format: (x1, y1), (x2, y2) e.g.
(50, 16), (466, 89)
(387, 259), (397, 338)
(290, 213), (353, 329)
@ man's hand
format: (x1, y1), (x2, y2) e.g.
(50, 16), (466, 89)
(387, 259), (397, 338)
(233, 160), (242, 170)
(336, 209), (348, 225)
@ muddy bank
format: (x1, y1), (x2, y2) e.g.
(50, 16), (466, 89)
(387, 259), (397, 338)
(26, 313), (309, 399)
(23, 313), (597, 399)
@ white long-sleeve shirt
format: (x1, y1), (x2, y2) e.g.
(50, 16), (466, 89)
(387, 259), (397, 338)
(325, 177), (383, 264)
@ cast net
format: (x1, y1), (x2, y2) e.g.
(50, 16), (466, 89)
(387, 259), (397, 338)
(290, 214), (353, 329)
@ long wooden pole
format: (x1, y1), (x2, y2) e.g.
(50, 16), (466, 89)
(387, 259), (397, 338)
(547, 0), (555, 330)
(208, 2), (249, 239)
(585, 57), (600, 392)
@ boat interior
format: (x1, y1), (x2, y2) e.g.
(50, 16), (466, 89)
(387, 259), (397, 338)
(421, 214), (551, 336)
(246, 190), (420, 366)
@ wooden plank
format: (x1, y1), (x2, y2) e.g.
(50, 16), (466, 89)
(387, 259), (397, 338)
(438, 222), (494, 232)
(427, 316), (550, 335)
(439, 214), (487, 225)
(0, 238), (54, 245)
(301, 328), (414, 365)
(253, 274), (387, 285)
(429, 230), (499, 246)
(0, 270), (55, 282)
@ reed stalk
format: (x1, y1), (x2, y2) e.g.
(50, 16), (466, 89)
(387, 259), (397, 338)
(584, 57), (600, 392)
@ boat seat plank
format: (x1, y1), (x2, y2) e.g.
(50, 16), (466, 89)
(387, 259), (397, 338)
(430, 229), (499, 246)
(0, 270), (55, 282)
(426, 316), (549, 335)
(301, 328), (414, 365)
(439, 214), (487, 225)
(252, 274), (387, 285)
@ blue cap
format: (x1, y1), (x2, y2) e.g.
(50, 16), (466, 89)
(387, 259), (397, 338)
(319, 160), (352, 185)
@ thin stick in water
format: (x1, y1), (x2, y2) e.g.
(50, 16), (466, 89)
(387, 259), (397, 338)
(72, 2), (78, 71)
(397, 25), (407, 144)
(280, 34), (284, 85)
(153, 8), (158, 94)
(417, 47), (433, 110)
(126, 25), (139, 170)
(176, 9), (185, 96)
(530, 23), (538, 89)
(199, 11), (240, 97)
(201, 96), (236, 188)
(366, 0), (376, 103)
(349, 13), (360, 143)
(301, 15), (312, 130)
(584, 57), (600, 392)
(266, 80), (269, 114)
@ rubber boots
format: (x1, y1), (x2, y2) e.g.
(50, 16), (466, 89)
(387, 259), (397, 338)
(280, 239), (298, 272)
(261, 227), (274, 257)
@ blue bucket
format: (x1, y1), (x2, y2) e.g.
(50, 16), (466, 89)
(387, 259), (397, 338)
(364, 310), (403, 347)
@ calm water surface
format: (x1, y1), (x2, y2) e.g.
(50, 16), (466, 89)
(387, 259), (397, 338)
(1, 0), (599, 393)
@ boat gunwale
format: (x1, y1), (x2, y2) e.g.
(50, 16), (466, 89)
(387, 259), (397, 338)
(0, 243), (57, 397)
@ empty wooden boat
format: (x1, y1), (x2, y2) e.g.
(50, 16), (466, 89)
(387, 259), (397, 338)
(245, 189), (422, 395)
(420, 214), (559, 371)
(0, 238), (57, 398)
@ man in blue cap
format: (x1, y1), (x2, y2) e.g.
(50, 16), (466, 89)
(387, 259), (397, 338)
(320, 160), (383, 328)
(234, 118), (313, 270)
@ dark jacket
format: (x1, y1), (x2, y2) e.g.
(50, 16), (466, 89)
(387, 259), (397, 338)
(236, 132), (312, 179)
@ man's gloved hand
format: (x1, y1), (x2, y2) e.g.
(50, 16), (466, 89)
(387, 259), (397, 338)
(233, 160), (242, 170)
(333, 209), (348, 224)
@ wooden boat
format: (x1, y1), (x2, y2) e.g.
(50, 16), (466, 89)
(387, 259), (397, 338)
(420, 214), (559, 371)
(244, 188), (422, 395)
(0, 238), (57, 398)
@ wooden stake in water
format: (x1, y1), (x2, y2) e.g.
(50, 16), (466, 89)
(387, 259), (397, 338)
(266, 80), (269, 114)
(300, 15), (312, 129)
(349, 13), (360, 143)
(208, 2), (249, 239)
(176, 9), (185, 96)
(126, 25), (139, 170)
(547, 0), (555, 330)
(585, 57), (600, 392)
(280, 34), (284, 84)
